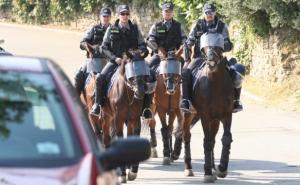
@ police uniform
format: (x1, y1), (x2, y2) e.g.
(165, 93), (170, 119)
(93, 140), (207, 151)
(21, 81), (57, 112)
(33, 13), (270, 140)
(91, 5), (152, 117)
(74, 7), (111, 96)
(180, 3), (245, 113)
(147, 2), (186, 69)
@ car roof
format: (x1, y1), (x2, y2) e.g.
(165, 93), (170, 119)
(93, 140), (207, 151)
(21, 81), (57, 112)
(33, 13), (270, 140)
(0, 56), (51, 73)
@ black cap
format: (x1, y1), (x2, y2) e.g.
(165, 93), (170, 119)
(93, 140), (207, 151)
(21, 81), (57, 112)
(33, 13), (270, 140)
(162, 2), (174, 11)
(202, 3), (216, 13)
(100, 7), (111, 16)
(118, 5), (130, 13)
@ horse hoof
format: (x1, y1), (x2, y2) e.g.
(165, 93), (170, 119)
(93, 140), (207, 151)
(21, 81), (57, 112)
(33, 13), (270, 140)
(204, 175), (216, 183)
(184, 169), (194, 176)
(127, 171), (137, 181)
(162, 157), (171, 165)
(171, 154), (179, 161)
(119, 175), (127, 183)
(216, 166), (228, 178)
(212, 169), (218, 180)
(151, 147), (158, 158)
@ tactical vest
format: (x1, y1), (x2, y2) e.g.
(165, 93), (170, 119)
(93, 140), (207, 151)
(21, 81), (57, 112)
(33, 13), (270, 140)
(155, 20), (182, 51)
(110, 20), (139, 57)
(91, 24), (107, 45)
(195, 17), (225, 39)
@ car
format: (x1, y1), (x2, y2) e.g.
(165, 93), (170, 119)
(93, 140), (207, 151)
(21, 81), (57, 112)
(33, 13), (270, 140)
(0, 56), (150, 185)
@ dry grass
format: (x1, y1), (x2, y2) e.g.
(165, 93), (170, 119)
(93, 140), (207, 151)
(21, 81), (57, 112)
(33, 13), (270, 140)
(244, 75), (300, 112)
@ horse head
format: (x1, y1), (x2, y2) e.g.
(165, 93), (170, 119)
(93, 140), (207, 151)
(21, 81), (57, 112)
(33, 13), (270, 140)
(124, 49), (150, 99)
(200, 32), (225, 71)
(159, 50), (182, 95)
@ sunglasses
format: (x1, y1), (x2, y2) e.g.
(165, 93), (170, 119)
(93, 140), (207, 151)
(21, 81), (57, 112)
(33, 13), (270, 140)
(205, 11), (215, 16)
(120, 13), (130, 16)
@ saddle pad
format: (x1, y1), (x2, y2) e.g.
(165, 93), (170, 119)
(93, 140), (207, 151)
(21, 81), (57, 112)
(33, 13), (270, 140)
(192, 60), (206, 90)
(106, 68), (119, 96)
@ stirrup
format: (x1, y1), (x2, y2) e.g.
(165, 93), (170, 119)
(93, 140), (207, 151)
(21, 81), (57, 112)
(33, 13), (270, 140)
(232, 100), (243, 113)
(142, 108), (154, 121)
(180, 99), (196, 113)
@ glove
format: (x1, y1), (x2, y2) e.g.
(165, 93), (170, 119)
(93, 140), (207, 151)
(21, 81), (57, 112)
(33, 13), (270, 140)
(115, 58), (123, 65)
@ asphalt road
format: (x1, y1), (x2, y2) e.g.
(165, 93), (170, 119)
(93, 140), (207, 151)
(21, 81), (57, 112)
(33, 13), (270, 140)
(1, 23), (300, 185)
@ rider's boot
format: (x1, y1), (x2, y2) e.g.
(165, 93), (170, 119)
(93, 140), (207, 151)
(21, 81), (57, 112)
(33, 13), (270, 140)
(180, 68), (196, 113)
(90, 74), (106, 116)
(233, 87), (243, 113)
(142, 93), (154, 120)
(74, 67), (86, 96)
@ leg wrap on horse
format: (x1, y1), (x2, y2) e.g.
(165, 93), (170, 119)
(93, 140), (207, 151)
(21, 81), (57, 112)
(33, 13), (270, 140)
(203, 139), (215, 175)
(150, 128), (157, 147)
(203, 139), (215, 151)
(172, 136), (182, 159)
(219, 134), (233, 171)
(184, 140), (192, 169)
(161, 127), (171, 157)
(74, 65), (87, 95)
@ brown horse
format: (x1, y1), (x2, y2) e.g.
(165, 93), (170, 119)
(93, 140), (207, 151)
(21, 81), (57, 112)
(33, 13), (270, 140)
(147, 50), (184, 165)
(182, 33), (234, 183)
(80, 43), (105, 141)
(100, 50), (151, 183)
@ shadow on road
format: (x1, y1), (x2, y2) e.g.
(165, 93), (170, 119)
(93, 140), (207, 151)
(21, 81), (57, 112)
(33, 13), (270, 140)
(137, 158), (300, 184)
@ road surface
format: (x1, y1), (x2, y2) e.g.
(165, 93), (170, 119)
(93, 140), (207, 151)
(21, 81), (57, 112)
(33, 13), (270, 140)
(1, 23), (300, 185)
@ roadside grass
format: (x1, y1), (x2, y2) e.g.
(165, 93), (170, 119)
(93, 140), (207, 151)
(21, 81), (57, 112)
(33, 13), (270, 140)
(244, 75), (300, 112)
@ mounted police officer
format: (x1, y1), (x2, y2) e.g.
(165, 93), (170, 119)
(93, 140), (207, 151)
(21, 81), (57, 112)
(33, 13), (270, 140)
(74, 7), (112, 96)
(180, 3), (245, 113)
(91, 5), (154, 119)
(147, 2), (186, 69)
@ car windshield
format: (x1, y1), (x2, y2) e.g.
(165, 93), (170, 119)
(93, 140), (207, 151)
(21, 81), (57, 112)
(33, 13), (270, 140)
(0, 71), (83, 167)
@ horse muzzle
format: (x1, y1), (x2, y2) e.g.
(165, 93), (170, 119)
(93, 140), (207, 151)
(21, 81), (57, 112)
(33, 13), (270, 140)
(134, 85), (145, 100)
(165, 79), (176, 95)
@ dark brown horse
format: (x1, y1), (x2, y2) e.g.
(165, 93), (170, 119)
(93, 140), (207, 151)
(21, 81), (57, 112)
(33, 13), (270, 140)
(182, 33), (234, 183)
(100, 50), (151, 183)
(147, 50), (184, 165)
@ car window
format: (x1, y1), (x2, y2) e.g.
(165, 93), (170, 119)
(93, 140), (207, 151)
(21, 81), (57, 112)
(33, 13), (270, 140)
(51, 62), (103, 153)
(0, 71), (83, 167)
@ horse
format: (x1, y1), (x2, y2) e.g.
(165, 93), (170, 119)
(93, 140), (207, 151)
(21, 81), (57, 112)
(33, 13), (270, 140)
(80, 43), (107, 141)
(100, 50), (153, 183)
(182, 33), (235, 183)
(147, 49), (184, 165)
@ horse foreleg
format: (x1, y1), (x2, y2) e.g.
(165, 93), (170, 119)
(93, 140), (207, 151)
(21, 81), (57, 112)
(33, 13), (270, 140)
(127, 118), (140, 181)
(148, 118), (158, 158)
(158, 109), (171, 165)
(202, 119), (220, 183)
(114, 116), (127, 183)
(102, 116), (112, 148)
(171, 109), (183, 161)
(216, 115), (233, 178)
(182, 112), (194, 176)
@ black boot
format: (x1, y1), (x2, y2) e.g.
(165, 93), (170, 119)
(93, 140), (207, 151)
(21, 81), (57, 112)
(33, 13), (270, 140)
(233, 88), (243, 113)
(142, 93), (153, 120)
(74, 68), (86, 96)
(91, 74), (106, 116)
(180, 69), (195, 113)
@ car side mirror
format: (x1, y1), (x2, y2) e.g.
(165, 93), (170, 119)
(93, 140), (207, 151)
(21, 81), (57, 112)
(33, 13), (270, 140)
(98, 137), (150, 172)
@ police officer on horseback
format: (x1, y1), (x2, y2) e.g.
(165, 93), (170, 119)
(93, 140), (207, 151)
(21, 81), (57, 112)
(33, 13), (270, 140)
(181, 3), (245, 113)
(147, 2), (186, 68)
(74, 7), (112, 96)
(91, 5), (153, 119)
